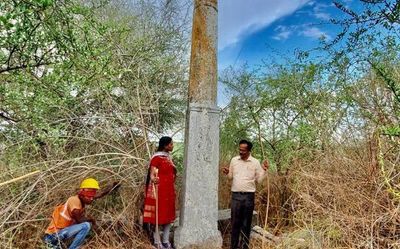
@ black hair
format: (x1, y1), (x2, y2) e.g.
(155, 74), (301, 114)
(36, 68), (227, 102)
(239, 139), (253, 151)
(157, 136), (172, 151)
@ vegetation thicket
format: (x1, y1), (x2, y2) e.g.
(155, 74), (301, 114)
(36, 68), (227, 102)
(219, 1), (399, 248)
(0, 0), (399, 248)
(0, 0), (190, 248)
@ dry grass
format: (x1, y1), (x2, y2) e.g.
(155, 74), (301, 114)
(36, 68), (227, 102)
(0, 144), (152, 249)
(1, 136), (399, 248)
(254, 138), (400, 248)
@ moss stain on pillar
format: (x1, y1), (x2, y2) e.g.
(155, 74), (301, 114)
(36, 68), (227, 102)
(188, 0), (217, 104)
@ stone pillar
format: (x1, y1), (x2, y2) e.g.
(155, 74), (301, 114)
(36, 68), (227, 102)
(174, 0), (222, 248)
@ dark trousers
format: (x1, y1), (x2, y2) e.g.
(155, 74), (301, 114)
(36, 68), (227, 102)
(230, 192), (255, 249)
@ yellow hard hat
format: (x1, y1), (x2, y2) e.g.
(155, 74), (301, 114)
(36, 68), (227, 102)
(80, 178), (100, 189)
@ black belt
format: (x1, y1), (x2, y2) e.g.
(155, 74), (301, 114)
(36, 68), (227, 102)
(232, 192), (255, 195)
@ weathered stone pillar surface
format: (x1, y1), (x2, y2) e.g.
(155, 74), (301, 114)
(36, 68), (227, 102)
(187, 0), (218, 105)
(174, 0), (221, 248)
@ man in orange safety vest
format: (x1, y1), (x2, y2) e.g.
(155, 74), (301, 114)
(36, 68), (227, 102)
(43, 178), (120, 249)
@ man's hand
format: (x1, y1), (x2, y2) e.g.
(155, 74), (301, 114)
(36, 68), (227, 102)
(71, 209), (85, 222)
(95, 181), (121, 199)
(262, 159), (269, 171)
(87, 217), (100, 233)
(87, 217), (96, 227)
(222, 167), (229, 175)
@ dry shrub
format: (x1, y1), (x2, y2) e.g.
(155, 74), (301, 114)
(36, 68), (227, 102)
(9, 137), (395, 248)
(218, 162), (232, 210)
(286, 140), (400, 248)
(257, 171), (293, 237)
(0, 150), (153, 249)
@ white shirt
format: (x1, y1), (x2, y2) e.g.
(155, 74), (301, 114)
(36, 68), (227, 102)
(228, 155), (266, 192)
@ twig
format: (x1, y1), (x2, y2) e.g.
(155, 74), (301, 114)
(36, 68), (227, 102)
(0, 170), (41, 187)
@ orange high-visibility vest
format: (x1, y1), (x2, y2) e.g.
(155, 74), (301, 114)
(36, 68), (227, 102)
(45, 196), (83, 234)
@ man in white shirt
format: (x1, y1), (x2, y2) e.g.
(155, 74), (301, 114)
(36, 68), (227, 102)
(222, 140), (268, 249)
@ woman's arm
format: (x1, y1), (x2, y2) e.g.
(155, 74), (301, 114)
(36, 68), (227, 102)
(150, 166), (159, 184)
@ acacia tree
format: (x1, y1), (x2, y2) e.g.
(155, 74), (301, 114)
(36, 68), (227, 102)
(220, 59), (343, 173)
(330, 0), (400, 110)
(330, 0), (400, 200)
(0, 0), (189, 156)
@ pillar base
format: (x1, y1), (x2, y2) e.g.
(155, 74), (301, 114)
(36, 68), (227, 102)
(174, 226), (222, 249)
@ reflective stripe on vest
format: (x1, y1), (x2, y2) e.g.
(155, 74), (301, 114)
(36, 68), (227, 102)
(59, 200), (72, 221)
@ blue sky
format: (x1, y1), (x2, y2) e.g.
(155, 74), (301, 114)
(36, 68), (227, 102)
(217, 0), (356, 105)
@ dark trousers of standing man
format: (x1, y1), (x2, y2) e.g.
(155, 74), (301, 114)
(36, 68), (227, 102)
(230, 192), (255, 249)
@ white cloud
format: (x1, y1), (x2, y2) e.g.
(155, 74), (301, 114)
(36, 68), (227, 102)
(313, 3), (330, 12)
(307, 1), (316, 6)
(300, 27), (331, 40)
(273, 30), (292, 41)
(219, 0), (310, 50)
(272, 25), (293, 40)
(272, 24), (330, 41)
(312, 3), (332, 21)
(314, 12), (331, 21)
